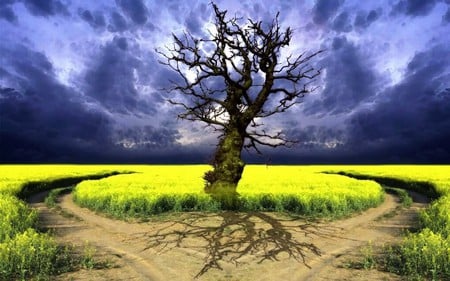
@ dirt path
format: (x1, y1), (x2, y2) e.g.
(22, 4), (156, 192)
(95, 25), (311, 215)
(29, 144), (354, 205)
(29, 189), (429, 281)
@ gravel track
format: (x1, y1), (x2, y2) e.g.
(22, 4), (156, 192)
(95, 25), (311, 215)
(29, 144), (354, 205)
(29, 188), (429, 280)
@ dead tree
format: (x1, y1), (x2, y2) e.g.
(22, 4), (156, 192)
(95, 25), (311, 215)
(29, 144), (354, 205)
(158, 3), (322, 198)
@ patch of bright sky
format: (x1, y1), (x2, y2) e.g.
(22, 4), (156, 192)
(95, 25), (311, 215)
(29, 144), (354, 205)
(176, 127), (211, 146)
(137, 7), (176, 49)
(354, 2), (448, 87)
(9, 2), (119, 88)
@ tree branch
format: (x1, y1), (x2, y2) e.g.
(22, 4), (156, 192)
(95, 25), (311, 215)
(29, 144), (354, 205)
(158, 2), (322, 153)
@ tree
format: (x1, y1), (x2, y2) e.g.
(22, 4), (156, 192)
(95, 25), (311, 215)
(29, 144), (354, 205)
(158, 3), (322, 199)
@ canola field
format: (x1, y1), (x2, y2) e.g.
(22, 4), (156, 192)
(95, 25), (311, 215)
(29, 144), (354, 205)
(325, 165), (450, 279)
(325, 165), (450, 196)
(0, 165), (129, 196)
(0, 165), (127, 280)
(74, 165), (384, 218)
(1, 164), (449, 280)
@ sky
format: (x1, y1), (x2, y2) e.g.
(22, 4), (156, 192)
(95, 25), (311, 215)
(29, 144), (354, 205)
(0, 0), (449, 164)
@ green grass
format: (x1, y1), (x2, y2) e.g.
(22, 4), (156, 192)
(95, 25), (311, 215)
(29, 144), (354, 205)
(384, 186), (413, 208)
(327, 166), (450, 281)
(44, 187), (73, 209)
(0, 229), (77, 281)
(0, 166), (126, 280)
(0, 194), (37, 242)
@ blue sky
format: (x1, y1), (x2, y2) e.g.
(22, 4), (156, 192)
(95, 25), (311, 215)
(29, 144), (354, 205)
(1, 0), (449, 163)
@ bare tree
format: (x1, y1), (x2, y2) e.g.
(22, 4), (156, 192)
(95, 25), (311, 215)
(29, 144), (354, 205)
(158, 3), (322, 199)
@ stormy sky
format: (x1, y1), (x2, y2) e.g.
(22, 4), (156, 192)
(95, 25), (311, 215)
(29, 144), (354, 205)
(1, 0), (449, 163)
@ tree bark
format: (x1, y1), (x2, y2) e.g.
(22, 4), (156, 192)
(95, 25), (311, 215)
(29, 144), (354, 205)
(204, 127), (245, 197)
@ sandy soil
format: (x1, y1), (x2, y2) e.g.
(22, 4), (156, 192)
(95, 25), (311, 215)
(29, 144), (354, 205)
(29, 189), (429, 281)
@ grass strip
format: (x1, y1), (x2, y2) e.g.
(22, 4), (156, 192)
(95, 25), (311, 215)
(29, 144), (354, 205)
(383, 186), (413, 208)
(328, 170), (449, 280)
(45, 186), (74, 208)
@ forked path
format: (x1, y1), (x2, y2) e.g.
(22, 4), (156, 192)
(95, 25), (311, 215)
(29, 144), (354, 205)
(30, 189), (429, 281)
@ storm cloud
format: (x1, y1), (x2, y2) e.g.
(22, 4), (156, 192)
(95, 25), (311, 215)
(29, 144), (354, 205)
(0, 45), (114, 162)
(116, 0), (149, 25)
(443, 7), (450, 23)
(0, 6), (17, 23)
(347, 44), (450, 162)
(1, 0), (449, 163)
(354, 9), (381, 29)
(78, 9), (106, 30)
(312, 0), (344, 25)
(391, 0), (439, 17)
(108, 11), (128, 32)
(305, 36), (377, 115)
(23, 0), (69, 17)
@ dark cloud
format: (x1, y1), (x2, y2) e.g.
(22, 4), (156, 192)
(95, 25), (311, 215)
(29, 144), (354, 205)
(23, 0), (69, 17)
(443, 8), (450, 23)
(0, 45), (115, 162)
(347, 44), (450, 162)
(161, 2), (209, 36)
(354, 9), (381, 29)
(253, 3), (262, 14)
(312, 0), (344, 25)
(391, 0), (438, 17)
(108, 11), (128, 32)
(185, 7), (205, 35)
(78, 9), (106, 30)
(0, 0), (17, 5)
(332, 11), (352, 32)
(0, 0), (18, 23)
(0, 43), (184, 163)
(0, 5), (17, 23)
(305, 36), (377, 115)
(82, 38), (158, 115)
(116, 0), (148, 25)
(114, 36), (128, 50)
(83, 39), (138, 113)
(1, 0), (448, 164)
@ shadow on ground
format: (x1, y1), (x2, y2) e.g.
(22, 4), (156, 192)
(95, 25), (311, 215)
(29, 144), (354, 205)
(127, 212), (342, 277)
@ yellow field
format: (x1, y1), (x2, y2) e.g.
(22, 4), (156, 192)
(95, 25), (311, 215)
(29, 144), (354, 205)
(0, 165), (129, 280)
(0, 165), (128, 196)
(324, 165), (450, 196)
(2, 164), (448, 198)
(1, 164), (449, 279)
(72, 165), (384, 217)
(321, 165), (450, 278)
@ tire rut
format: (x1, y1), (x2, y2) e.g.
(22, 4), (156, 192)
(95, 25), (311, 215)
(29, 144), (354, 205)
(302, 190), (430, 281)
(30, 193), (165, 281)
(29, 188), (429, 281)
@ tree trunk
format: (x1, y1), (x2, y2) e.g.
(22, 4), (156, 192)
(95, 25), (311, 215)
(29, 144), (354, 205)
(204, 127), (245, 198)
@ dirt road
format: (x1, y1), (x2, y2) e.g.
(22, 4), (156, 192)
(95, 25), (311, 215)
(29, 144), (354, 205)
(29, 189), (428, 281)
